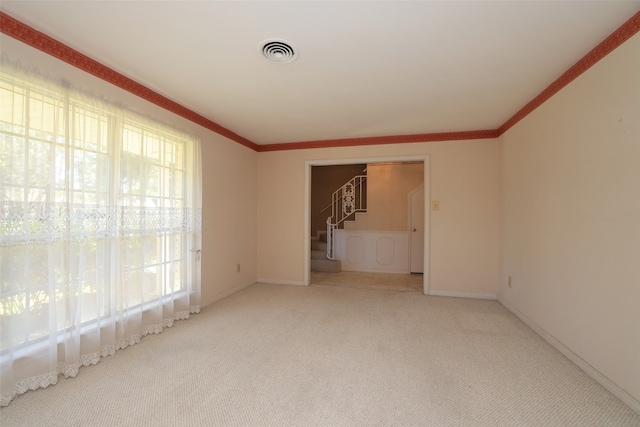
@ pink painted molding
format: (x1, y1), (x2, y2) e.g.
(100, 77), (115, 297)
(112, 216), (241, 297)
(1, 10), (639, 151)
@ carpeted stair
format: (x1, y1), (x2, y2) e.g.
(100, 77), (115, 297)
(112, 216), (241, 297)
(311, 232), (341, 272)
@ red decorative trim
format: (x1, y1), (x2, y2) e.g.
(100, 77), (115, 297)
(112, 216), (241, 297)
(2, 10), (639, 151)
(257, 130), (500, 152)
(0, 12), (259, 151)
(498, 11), (640, 136)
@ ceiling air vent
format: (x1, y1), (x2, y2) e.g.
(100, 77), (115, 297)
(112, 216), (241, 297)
(259, 39), (298, 64)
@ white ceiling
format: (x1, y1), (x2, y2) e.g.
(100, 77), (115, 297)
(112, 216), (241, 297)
(1, 1), (639, 146)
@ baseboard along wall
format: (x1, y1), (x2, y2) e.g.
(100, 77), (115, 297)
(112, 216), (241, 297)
(255, 278), (306, 286)
(498, 297), (640, 415)
(429, 290), (497, 300)
(201, 280), (256, 307)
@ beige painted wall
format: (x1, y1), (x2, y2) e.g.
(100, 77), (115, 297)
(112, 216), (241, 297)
(257, 139), (501, 295)
(499, 33), (640, 404)
(1, 35), (259, 307)
(346, 163), (423, 231)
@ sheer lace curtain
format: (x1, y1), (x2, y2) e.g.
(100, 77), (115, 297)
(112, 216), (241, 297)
(0, 60), (202, 406)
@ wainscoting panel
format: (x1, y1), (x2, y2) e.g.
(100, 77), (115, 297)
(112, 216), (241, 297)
(334, 230), (409, 274)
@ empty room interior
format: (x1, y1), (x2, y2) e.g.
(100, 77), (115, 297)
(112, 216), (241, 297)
(0, 1), (639, 425)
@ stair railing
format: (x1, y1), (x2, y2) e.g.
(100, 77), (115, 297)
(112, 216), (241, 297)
(326, 175), (367, 259)
(326, 218), (336, 260)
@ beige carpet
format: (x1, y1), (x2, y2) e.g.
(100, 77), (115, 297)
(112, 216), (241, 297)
(1, 283), (638, 426)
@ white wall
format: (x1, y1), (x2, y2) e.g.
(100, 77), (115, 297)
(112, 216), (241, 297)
(256, 139), (501, 296)
(1, 35), (259, 307)
(335, 230), (410, 274)
(499, 33), (640, 407)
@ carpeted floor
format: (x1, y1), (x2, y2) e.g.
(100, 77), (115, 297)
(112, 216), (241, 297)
(1, 283), (638, 426)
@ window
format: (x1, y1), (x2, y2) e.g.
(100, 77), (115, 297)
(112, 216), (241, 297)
(0, 61), (202, 406)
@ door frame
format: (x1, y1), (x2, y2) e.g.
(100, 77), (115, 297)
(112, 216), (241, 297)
(408, 183), (425, 274)
(304, 154), (431, 295)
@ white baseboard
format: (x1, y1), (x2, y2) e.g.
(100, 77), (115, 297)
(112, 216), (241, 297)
(255, 278), (306, 286)
(429, 290), (497, 300)
(499, 297), (640, 415)
(202, 278), (307, 307)
(201, 281), (255, 307)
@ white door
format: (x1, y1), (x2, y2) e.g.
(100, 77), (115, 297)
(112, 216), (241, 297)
(410, 185), (424, 273)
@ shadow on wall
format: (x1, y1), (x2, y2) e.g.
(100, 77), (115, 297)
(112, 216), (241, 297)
(310, 164), (366, 236)
(311, 162), (424, 235)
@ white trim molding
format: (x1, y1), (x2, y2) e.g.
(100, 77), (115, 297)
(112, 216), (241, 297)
(429, 290), (497, 300)
(256, 278), (306, 286)
(201, 281), (255, 307)
(334, 230), (410, 274)
(499, 298), (640, 415)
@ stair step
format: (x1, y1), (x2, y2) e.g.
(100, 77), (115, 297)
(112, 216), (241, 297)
(311, 240), (327, 251)
(311, 250), (327, 260)
(311, 258), (341, 273)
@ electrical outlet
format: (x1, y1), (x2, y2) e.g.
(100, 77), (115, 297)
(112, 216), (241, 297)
(508, 276), (512, 288)
(237, 263), (241, 273)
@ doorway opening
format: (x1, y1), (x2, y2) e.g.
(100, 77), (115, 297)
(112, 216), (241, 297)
(304, 155), (430, 294)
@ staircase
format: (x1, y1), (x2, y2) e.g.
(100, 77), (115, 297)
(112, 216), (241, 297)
(310, 231), (341, 272)
(311, 174), (367, 273)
